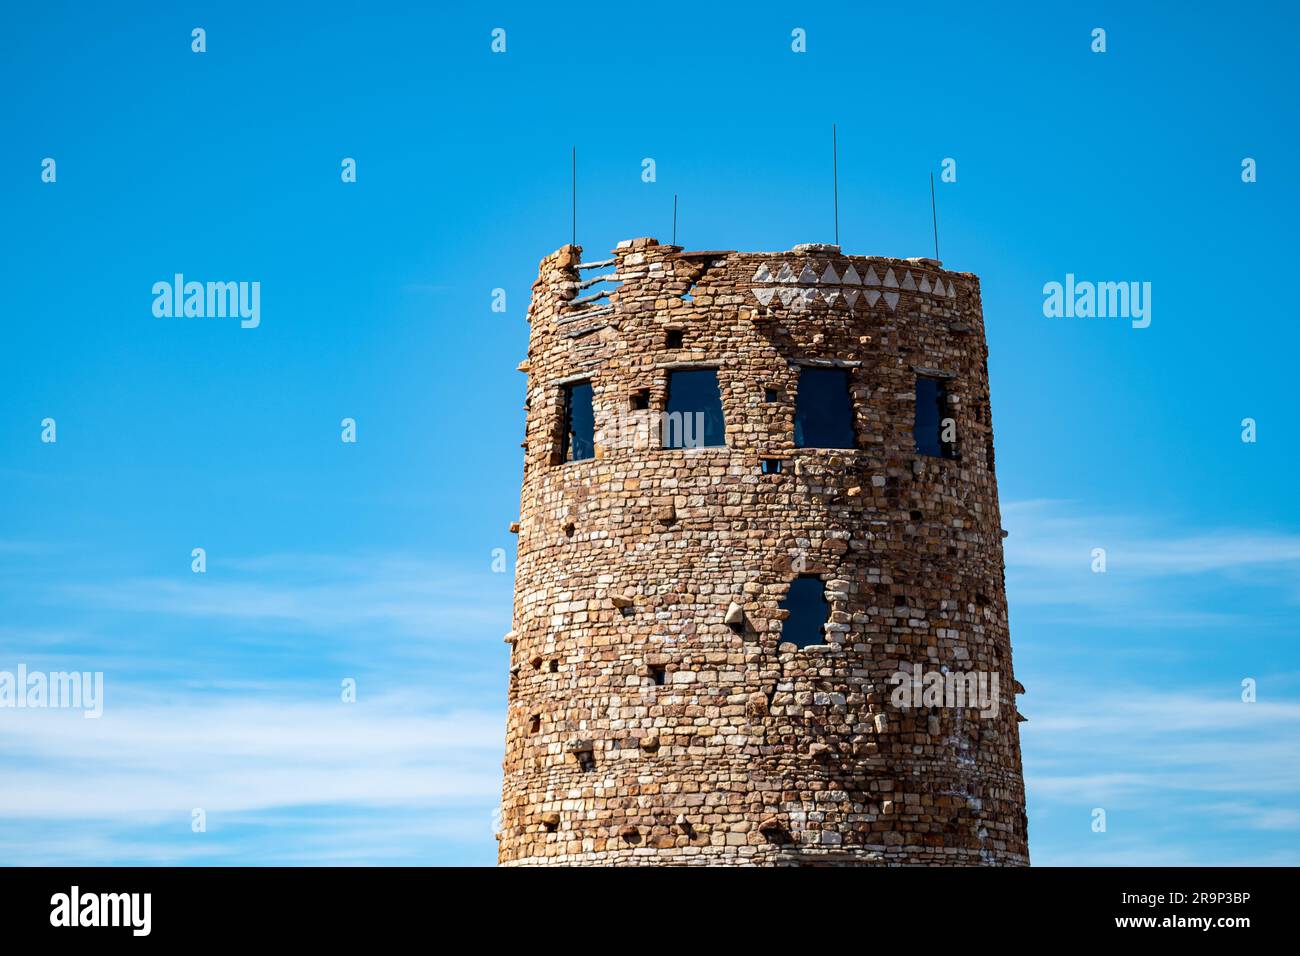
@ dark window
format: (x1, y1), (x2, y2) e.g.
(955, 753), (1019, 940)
(664, 369), (725, 448)
(914, 376), (956, 458)
(763, 387), (778, 403)
(761, 458), (783, 474)
(779, 576), (829, 649)
(794, 368), (856, 449)
(665, 329), (685, 349)
(630, 389), (650, 410)
(561, 381), (595, 462)
(649, 664), (667, 686)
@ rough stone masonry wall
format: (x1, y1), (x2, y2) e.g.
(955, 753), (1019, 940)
(498, 237), (1029, 866)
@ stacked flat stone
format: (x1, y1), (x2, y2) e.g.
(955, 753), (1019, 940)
(498, 237), (1029, 866)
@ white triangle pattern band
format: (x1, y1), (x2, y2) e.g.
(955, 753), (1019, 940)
(748, 260), (958, 308)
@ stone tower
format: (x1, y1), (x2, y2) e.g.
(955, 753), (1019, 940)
(499, 237), (1028, 866)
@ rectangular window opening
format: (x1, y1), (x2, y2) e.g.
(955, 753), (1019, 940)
(630, 388), (650, 411)
(561, 381), (595, 462)
(794, 367), (856, 449)
(914, 376), (956, 459)
(761, 458), (783, 474)
(649, 664), (667, 686)
(663, 368), (726, 448)
(665, 329), (685, 349)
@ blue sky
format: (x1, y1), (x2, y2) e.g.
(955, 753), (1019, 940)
(1, 1), (1297, 865)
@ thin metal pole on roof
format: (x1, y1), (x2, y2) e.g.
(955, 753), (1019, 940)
(832, 124), (840, 246)
(930, 171), (940, 260)
(571, 147), (577, 247)
(673, 193), (678, 245)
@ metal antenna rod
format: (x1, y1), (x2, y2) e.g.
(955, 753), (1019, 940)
(930, 171), (940, 261)
(571, 147), (577, 247)
(673, 193), (678, 245)
(832, 124), (840, 246)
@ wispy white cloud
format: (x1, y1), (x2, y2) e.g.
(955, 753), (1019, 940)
(0, 547), (508, 863)
(1021, 681), (1300, 863)
(0, 539), (62, 556)
(0, 689), (502, 820)
(1006, 499), (1300, 863)
(1004, 499), (1300, 576)
(52, 553), (508, 638)
(1002, 499), (1300, 625)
